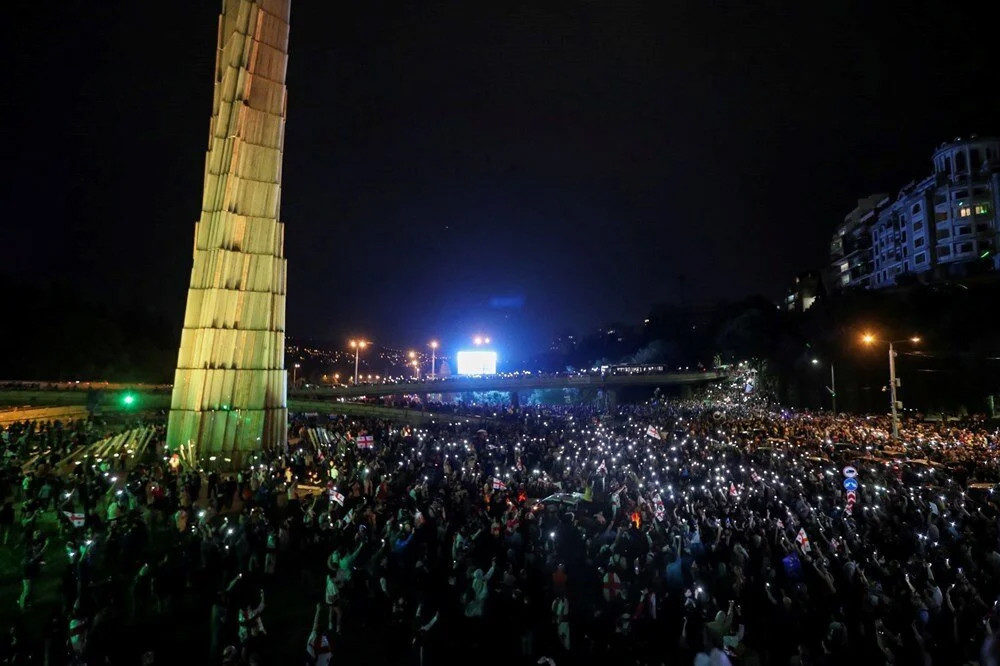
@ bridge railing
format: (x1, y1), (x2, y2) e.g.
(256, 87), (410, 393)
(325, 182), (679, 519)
(290, 371), (727, 398)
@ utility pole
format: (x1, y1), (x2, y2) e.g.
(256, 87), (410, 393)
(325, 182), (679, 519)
(888, 342), (899, 440)
(829, 363), (837, 414)
(862, 333), (918, 442)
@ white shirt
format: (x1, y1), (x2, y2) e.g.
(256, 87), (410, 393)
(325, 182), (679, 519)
(694, 648), (732, 666)
(306, 630), (332, 666)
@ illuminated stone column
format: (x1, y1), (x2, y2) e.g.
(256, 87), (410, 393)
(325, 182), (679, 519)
(167, 0), (291, 460)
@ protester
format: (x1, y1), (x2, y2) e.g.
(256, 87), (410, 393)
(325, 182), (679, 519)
(3, 369), (1000, 664)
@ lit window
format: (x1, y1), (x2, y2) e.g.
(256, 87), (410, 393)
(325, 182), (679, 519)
(959, 207), (971, 217)
(975, 204), (990, 215)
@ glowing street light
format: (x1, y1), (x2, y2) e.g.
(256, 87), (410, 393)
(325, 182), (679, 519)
(473, 335), (491, 346)
(429, 340), (438, 379)
(292, 362), (301, 385)
(861, 332), (921, 440)
(349, 339), (368, 385)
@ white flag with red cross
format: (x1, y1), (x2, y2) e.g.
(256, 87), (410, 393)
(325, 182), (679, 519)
(795, 528), (811, 553)
(646, 425), (661, 440)
(652, 494), (665, 522)
(63, 511), (85, 528)
(602, 571), (623, 601)
(493, 478), (507, 491)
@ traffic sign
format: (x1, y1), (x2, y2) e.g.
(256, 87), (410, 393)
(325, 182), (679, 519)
(842, 466), (858, 478)
(843, 477), (858, 491)
(846, 490), (857, 502)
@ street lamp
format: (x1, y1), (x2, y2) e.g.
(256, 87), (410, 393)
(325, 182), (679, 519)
(862, 332), (920, 440)
(411, 359), (420, 380)
(349, 339), (368, 385)
(429, 340), (438, 379)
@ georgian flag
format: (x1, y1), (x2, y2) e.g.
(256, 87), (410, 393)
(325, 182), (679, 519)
(652, 494), (665, 522)
(63, 511), (86, 527)
(492, 478), (507, 491)
(795, 528), (811, 553)
(357, 435), (374, 448)
(646, 425), (661, 440)
(602, 571), (623, 601)
(729, 482), (738, 497)
(329, 490), (345, 506)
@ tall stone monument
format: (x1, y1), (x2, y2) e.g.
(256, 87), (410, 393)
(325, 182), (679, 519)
(167, 0), (291, 459)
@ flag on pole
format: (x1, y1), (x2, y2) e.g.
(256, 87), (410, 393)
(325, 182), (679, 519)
(357, 435), (374, 448)
(493, 478), (507, 491)
(329, 490), (345, 506)
(63, 511), (85, 528)
(646, 425), (661, 440)
(795, 528), (811, 552)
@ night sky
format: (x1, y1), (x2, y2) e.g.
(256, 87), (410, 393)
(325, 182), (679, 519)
(2, 2), (997, 362)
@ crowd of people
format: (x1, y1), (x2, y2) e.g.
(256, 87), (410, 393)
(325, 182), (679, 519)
(3, 376), (1000, 665)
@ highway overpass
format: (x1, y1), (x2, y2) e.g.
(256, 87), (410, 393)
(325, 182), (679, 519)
(289, 371), (726, 400)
